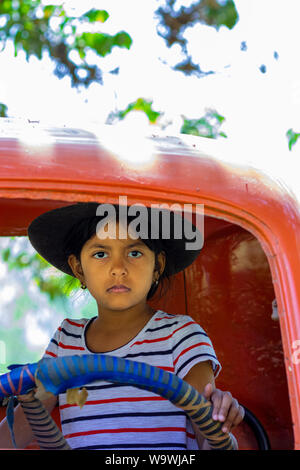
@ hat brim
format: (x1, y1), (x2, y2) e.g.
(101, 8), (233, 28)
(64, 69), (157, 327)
(27, 202), (202, 277)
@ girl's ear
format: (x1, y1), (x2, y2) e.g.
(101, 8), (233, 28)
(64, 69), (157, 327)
(68, 254), (84, 281)
(157, 251), (166, 277)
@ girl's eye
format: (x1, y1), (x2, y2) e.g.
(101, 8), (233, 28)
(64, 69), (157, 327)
(129, 250), (142, 258)
(93, 251), (107, 259)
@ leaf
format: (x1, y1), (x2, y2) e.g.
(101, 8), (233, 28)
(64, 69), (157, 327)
(77, 31), (132, 57)
(1, 247), (10, 262)
(0, 102), (8, 117)
(19, 3), (31, 16)
(197, 0), (239, 30)
(259, 64), (267, 74)
(0, 1), (13, 14)
(77, 48), (86, 59)
(43, 5), (57, 19)
(113, 32), (132, 50)
(212, 111), (225, 124)
(180, 109), (227, 139)
(117, 98), (161, 123)
(77, 32), (112, 56)
(82, 9), (109, 23)
(286, 128), (300, 151)
(219, 131), (228, 138)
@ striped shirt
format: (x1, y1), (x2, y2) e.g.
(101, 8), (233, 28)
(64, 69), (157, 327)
(43, 310), (221, 450)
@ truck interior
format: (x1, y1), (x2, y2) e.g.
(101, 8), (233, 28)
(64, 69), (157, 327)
(0, 196), (294, 450)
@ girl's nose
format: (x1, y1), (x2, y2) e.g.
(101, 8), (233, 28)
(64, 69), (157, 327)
(110, 258), (127, 277)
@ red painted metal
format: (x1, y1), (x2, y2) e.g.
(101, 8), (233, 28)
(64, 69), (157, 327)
(0, 120), (299, 449)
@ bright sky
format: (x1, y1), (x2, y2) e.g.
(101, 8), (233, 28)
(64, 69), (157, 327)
(0, 0), (299, 133)
(0, 0), (299, 196)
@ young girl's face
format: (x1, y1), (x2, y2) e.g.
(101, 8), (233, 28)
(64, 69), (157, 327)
(68, 220), (165, 314)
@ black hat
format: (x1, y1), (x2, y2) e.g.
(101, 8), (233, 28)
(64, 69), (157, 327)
(27, 202), (202, 277)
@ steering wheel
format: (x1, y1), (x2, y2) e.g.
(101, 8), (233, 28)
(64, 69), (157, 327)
(0, 354), (236, 450)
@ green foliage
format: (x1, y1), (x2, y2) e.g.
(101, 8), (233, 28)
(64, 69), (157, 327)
(75, 31), (132, 59)
(1, 237), (80, 302)
(0, 327), (34, 374)
(0, 0), (237, 90)
(155, 0), (239, 76)
(205, 0), (238, 29)
(82, 9), (110, 24)
(13, 292), (36, 322)
(0, 236), (98, 372)
(33, 271), (79, 302)
(0, 103), (8, 117)
(181, 109), (227, 139)
(286, 128), (300, 151)
(173, 57), (214, 77)
(110, 98), (226, 140)
(111, 98), (162, 124)
(0, 1), (132, 86)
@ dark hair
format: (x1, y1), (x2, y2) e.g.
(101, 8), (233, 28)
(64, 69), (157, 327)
(62, 205), (174, 300)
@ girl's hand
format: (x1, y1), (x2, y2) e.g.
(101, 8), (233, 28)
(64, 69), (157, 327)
(203, 383), (244, 433)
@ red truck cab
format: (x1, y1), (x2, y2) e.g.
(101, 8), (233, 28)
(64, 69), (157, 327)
(0, 119), (299, 450)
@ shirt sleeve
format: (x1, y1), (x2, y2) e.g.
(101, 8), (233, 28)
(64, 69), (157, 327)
(172, 316), (221, 379)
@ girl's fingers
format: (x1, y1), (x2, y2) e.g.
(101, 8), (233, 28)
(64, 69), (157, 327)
(221, 401), (244, 433)
(233, 404), (245, 425)
(212, 390), (232, 421)
(210, 389), (245, 432)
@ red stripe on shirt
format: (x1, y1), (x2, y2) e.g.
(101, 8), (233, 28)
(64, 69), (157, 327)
(45, 350), (57, 358)
(173, 342), (212, 366)
(154, 315), (176, 321)
(60, 396), (167, 410)
(58, 342), (85, 351)
(64, 426), (195, 440)
(65, 319), (85, 328)
(158, 366), (174, 372)
(131, 321), (198, 347)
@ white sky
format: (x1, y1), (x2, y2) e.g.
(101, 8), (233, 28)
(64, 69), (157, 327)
(0, 0), (299, 131)
(0, 0), (299, 196)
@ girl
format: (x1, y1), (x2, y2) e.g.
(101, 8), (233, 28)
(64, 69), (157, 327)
(0, 202), (244, 450)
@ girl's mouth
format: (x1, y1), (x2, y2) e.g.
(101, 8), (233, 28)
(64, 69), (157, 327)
(107, 285), (130, 293)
